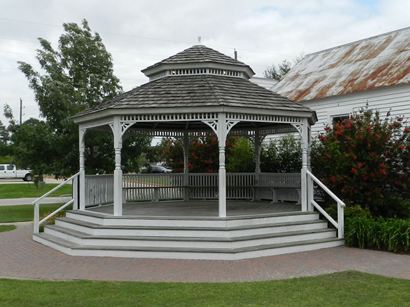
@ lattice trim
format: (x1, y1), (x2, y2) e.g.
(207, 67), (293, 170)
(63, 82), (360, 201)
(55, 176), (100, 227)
(226, 113), (303, 124)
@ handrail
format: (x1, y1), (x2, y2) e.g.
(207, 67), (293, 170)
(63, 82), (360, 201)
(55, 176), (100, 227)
(32, 172), (80, 205)
(306, 169), (345, 239)
(33, 172), (79, 234)
(306, 170), (345, 207)
(39, 199), (74, 225)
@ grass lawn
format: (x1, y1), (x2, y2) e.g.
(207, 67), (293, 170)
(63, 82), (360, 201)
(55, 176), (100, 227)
(0, 183), (72, 199)
(0, 272), (408, 306)
(0, 225), (16, 233)
(0, 203), (64, 223)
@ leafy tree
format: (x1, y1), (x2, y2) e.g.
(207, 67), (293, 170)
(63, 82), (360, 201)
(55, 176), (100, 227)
(0, 120), (8, 144)
(17, 19), (150, 176)
(312, 109), (410, 217)
(261, 135), (301, 173)
(159, 136), (242, 173)
(264, 56), (303, 81)
(12, 118), (56, 179)
(264, 60), (292, 81)
(226, 137), (254, 172)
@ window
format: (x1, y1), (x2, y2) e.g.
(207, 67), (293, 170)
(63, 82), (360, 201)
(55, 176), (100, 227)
(0, 165), (4, 170)
(7, 164), (14, 171)
(331, 114), (349, 126)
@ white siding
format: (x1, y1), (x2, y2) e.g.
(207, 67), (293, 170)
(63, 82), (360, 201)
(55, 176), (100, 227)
(305, 84), (410, 136)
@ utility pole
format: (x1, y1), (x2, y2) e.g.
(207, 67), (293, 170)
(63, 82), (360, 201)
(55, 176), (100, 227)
(19, 98), (22, 125)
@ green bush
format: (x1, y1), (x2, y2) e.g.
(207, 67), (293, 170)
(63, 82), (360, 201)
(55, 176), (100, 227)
(261, 135), (301, 173)
(312, 108), (410, 218)
(345, 216), (410, 253)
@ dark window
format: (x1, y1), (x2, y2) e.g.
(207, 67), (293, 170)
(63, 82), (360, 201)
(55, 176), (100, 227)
(7, 165), (14, 171)
(332, 114), (349, 126)
(0, 165), (4, 170)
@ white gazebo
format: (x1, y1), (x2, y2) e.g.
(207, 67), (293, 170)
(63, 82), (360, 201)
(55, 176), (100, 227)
(32, 45), (345, 260)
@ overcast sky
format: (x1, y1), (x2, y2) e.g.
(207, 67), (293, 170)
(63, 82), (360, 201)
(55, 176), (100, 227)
(1, 0), (409, 124)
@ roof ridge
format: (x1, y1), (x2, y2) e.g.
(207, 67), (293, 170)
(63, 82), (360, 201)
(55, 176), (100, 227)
(306, 26), (410, 57)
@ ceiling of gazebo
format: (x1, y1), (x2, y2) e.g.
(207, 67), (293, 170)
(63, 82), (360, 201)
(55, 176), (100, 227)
(73, 45), (317, 124)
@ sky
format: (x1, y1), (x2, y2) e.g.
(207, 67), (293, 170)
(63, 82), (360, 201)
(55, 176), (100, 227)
(0, 0), (409, 124)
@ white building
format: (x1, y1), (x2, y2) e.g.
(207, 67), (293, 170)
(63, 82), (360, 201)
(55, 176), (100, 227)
(275, 26), (410, 135)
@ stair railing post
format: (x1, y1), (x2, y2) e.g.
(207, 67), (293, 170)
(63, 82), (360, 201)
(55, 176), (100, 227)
(33, 202), (39, 234)
(337, 201), (344, 239)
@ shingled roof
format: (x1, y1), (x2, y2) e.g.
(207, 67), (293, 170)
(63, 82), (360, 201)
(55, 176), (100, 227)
(276, 27), (410, 102)
(142, 45), (252, 73)
(89, 74), (308, 113)
(74, 44), (315, 122)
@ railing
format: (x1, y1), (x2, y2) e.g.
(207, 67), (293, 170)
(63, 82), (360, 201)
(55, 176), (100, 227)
(33, 172), (79, 234)
(117, 173), (300, 202)
(85, 175), (114, 207)
(123, 173), (185, 202)
(82, 173), (302, 206)
(306, 169), (345, 239)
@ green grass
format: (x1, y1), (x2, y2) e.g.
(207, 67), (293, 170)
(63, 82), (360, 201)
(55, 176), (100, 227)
(0, 204), (63, 223)
(0, 225), (16, 233)
(0, 272), (408, 306)
(0, 183), (72, 199)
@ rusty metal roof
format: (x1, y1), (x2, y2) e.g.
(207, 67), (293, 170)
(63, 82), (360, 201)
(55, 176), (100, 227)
(276, 27), (410, 102)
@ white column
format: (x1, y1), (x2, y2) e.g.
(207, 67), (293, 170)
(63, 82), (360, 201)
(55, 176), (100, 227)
(112, 117), (123, 216)
(300, 119), (311, 212)
(217, 113), (227, 217)
(79, 127), (86, 211)
(183, 132), (190, 201)
(254, 129), (262, 201)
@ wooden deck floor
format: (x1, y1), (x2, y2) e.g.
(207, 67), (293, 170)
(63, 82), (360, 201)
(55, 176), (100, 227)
(88, 200), (301, 217)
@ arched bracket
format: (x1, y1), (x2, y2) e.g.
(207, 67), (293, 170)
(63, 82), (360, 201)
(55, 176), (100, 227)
(290, 123), (303, 137)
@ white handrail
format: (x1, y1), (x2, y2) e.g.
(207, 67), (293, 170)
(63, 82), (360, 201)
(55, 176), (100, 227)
(33, 172), (79, 234)
(306, 170), (345, 207)
(32, 172), (80, 205)
(306, 169), (345, 239)
(39, 199), (74, 225)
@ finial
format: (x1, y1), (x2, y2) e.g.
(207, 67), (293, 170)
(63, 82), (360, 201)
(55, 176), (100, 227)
(197, 36), (202, 44)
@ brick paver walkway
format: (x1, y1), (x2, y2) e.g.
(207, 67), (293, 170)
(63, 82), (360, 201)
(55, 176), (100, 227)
(0, 223), (409, 282)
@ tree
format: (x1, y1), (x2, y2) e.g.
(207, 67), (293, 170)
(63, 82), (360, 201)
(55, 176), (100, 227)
(312, 108), (410, 217)
(17, 19), (149, 176)
(12, 118), (56, 179)
(260, 135), (301, 173)
(264, 56), (303, 81)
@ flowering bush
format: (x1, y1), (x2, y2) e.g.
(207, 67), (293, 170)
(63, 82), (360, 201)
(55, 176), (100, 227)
(313, 109), (410, 217)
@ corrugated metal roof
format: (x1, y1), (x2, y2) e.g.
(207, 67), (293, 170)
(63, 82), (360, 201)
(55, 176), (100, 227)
(276, 27), (410, 102)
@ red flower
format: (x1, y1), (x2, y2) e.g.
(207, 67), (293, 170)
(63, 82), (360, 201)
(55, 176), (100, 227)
(351, 167), (358, 175)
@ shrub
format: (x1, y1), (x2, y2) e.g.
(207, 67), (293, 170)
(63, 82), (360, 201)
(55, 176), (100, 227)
(312, 108), (410, 218)
(261, 135), (301, 173)
(345, 216), (410, 253)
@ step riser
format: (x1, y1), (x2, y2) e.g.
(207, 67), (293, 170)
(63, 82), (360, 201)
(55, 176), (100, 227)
(65, 212), (319, 227)
(55, 219), (328, 237)
(33, 234), (344, 260)
(44, 227), (336, 249)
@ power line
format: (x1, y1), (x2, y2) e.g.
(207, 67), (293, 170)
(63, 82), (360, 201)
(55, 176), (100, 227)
(0, 17), (282, 57)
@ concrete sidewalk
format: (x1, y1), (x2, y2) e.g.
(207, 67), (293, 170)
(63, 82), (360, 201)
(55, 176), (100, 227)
(0, 197), (71, 206)
(0, 223), (409, 282)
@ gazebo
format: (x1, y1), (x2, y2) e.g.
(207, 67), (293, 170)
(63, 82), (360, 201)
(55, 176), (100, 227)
(32, 45), (345, 260)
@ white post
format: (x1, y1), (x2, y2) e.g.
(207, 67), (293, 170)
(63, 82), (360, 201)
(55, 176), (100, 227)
(254, 129), (262, 201)
(301, 119), (309, 212)
(338, 202), (344, 239)
(79, 127), (86, 211)
(72, 176), (79, 210)
(33, 202), (39, 234)
(112, 117), (123, 216)
(183, 132), (190, 201)
(217, 113), (227, 217)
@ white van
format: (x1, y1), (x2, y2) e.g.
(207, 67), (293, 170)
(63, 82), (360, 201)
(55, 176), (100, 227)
(0, 164), (32, 181)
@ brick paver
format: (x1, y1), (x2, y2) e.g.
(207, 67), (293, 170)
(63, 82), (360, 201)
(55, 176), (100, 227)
(0, 223), (409, 282)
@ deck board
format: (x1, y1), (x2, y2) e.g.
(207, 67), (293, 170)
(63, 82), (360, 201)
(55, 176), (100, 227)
(88, 200), (301, 217)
